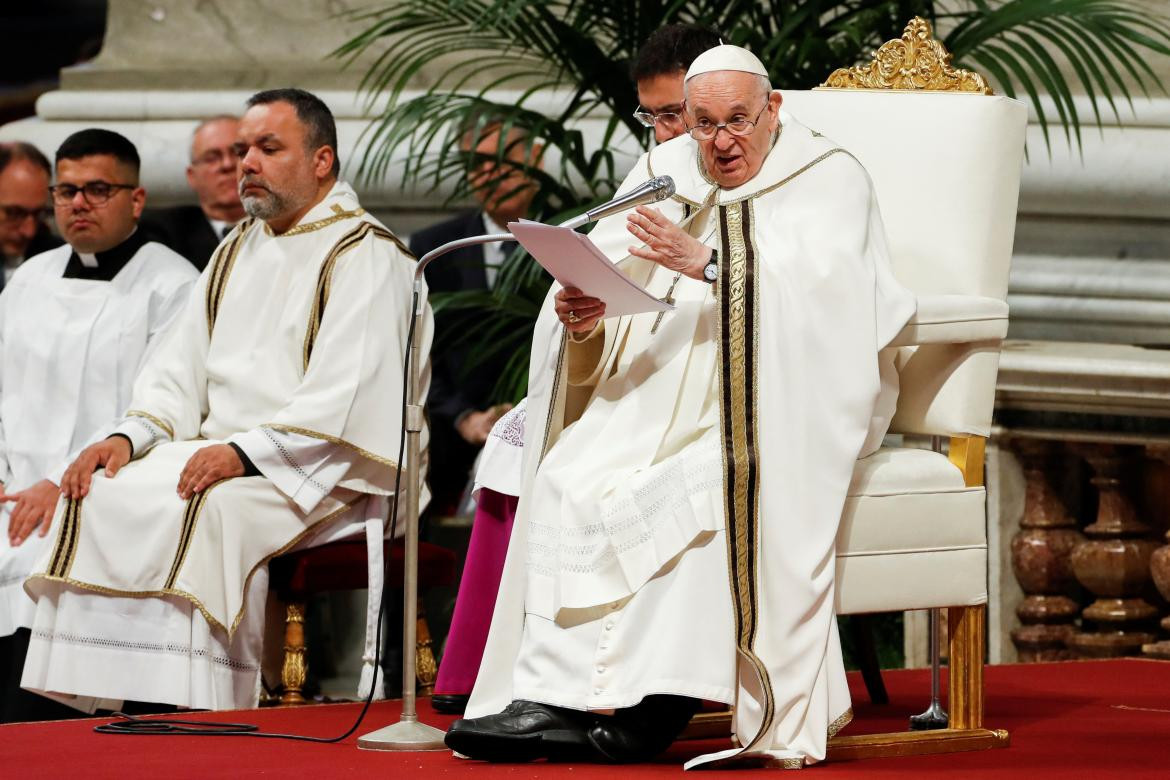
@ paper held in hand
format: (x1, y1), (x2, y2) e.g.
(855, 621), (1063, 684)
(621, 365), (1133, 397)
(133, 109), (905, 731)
(507, 220), (674, 318)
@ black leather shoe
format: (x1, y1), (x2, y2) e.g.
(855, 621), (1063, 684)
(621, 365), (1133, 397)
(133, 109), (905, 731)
(430, 693), (469, 714)
(587, 695), (702, 763)
(445, 700), (598, 762)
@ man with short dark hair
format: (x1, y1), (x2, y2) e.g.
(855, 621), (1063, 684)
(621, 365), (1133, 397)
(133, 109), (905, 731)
(630, 24), (722, 144)
(0, 128), (196, 722)
(0, 142), (61, 290)
(19, 89), (430, 713)
(141, 116), (245, 270)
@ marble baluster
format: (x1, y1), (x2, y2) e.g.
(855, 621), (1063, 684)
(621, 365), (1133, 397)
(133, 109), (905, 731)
(1069, 444), (1160, 658)
(1142, 445), (1170, 659)
(1009, 440), (1084, 661)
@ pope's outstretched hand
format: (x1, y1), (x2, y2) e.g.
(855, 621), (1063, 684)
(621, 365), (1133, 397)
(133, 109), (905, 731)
(60, 436), (132, 500)
(626, 205), (712, 280)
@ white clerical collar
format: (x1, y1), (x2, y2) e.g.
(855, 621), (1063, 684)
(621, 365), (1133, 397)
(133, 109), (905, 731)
(208, 218), (234, 239)
(482, 212), (506, 235)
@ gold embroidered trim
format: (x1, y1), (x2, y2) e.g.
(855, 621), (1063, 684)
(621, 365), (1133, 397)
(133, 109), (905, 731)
(716, 199), (777, 753)
(263, 207), (366, 237)
(26, 498), (360, 639)
(126, 410), (175, 440)
(302, 221), (409, 371)
(164, 483), (217, 589)
(263, 424), (400, 470)
(828, 707), (854, 739)
(46, 498), (83, 578)
(720, 149), (848, 205)
(205, 218), (255, 337)
(539, 331), (570, 460)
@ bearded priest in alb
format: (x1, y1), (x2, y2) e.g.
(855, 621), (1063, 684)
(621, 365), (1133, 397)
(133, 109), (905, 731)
(20, 88), (430, 713)
(447, 46), (915, 768)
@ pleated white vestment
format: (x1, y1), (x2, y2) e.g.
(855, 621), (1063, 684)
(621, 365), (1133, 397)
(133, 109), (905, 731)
(21, 182), (431, 711)
(467, 114), (916, 768)
(0, 239), (196, 637)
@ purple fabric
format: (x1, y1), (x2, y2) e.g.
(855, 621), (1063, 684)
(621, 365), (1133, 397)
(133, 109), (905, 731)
(434, 488), (518, 695)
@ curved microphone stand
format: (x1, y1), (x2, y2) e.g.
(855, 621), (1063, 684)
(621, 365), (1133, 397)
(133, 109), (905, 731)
(357, 233), (513, 751)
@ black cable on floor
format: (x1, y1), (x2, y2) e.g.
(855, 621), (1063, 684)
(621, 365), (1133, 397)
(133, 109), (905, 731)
(94, 289), (421, 743)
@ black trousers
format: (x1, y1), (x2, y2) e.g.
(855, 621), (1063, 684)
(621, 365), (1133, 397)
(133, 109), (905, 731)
(0, 628), (85, 723)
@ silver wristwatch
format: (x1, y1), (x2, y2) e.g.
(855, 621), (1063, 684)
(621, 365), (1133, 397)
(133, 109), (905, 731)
(702, 249), (719, 283)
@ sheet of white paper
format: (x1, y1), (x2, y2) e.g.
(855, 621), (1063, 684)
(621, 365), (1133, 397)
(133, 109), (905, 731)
(508, 221), (673, 318)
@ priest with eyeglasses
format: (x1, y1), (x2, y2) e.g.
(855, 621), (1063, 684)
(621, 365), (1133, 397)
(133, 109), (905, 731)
(0, 129), (196, 721)
(445, 45), (916, 768)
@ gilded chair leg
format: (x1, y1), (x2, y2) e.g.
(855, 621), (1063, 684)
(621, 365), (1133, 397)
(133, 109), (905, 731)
(280, 601), (308, 706)
(948, 604), (986, 729)
(415, 596), (438, 696)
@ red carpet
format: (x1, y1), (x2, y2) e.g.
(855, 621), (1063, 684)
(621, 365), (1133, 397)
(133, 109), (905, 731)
(2, 660), (1168, 778)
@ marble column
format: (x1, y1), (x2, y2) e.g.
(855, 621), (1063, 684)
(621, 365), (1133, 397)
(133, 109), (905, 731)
(1009, 440), (1084, 661)
(1069, 444), (1160, 657)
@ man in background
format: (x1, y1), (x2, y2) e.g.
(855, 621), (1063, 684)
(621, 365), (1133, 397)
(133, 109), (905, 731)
(142, 115), (244, 270)
(408, 122), (542, 513)
(0, 142), (61, 291)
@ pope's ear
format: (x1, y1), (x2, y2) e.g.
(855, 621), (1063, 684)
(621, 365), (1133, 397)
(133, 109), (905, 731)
(770, 90), (783, 113)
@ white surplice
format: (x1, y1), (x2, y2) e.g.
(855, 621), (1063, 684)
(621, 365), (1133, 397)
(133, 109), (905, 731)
(0, 240), (196, 637)
(21, 182), (431, 711)
(467, 114), (916, 769)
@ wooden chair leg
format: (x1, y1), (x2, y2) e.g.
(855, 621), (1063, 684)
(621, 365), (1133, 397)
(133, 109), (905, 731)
(847, 614), (889, 705)
(415, 596), (438, 695)
(947, 604), (985, 729)
(280, 601), (308, 706)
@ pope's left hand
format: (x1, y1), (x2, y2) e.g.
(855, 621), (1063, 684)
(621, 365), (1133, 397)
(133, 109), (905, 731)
(3, 479), (62, 546)
(177, 444), (244, 500)
(627, 206), (712, 281)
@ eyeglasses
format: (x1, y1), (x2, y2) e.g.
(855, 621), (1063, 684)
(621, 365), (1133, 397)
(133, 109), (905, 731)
(0, 204), (50, 225)
(191, 148), (239, 168)
(686, 101), (770, 141)
(632, 107), (684, 130)
(49, 181), (136, 206)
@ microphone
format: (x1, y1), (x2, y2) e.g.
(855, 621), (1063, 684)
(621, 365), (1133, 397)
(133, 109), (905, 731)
(557, 176), (676, 230)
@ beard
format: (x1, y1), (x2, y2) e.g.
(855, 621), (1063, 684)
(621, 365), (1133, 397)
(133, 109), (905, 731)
(239, 175), (297, 220)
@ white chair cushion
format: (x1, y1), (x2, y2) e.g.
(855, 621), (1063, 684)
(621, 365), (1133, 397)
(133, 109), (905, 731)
(835, 446), (988, 614)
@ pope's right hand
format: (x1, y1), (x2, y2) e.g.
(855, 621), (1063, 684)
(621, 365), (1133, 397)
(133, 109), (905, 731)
(60, 436), (132, 500)
(555, 287), (605, 334)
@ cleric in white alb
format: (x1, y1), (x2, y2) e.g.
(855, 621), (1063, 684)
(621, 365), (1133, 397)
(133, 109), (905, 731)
(0, 130), (196, 721)
(448, 45), (916, 768)
(19, 89), (430, 713)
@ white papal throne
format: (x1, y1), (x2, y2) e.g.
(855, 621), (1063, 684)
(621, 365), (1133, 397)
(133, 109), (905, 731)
(692, 18), (1028, 760)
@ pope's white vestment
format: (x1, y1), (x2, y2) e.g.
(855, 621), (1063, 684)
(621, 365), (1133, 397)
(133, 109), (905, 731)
(467, 113), (916, 768)
(0, 238), (196, 637)
(20, 182), (431, 711)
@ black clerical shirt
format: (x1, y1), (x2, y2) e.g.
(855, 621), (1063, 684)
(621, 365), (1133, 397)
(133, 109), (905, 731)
(62, 229), (148, 282)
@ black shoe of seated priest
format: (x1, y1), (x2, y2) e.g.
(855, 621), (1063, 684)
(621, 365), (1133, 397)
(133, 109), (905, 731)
(444, 695), (701, 764)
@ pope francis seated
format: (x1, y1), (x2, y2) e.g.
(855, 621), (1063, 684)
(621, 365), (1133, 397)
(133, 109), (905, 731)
(445, 45), (916, 768)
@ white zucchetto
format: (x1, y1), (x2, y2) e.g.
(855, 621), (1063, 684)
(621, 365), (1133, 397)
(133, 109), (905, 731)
(684, 44), (769, 81)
